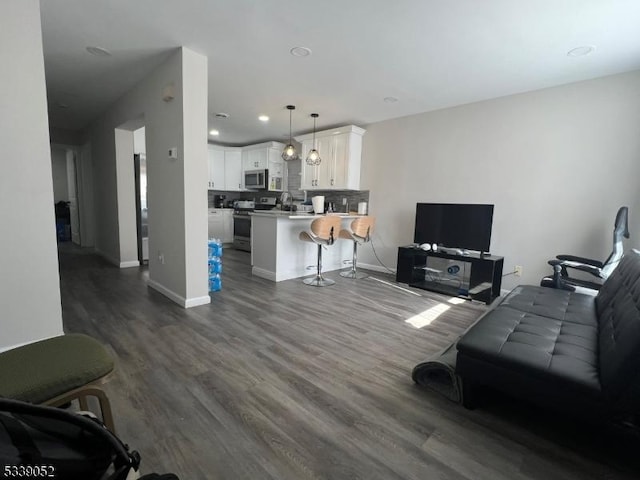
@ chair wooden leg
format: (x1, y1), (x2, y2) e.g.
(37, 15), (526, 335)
(44, 385), (116, 434)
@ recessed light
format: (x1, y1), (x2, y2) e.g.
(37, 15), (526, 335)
(215, 112), (229, 119)
(290, 46), (312, 57)
(258, 115), (269, 122)
(567, 45), (596, 57)
(86, 46), (112, 57)
(209, 129), (220, 136)
(384, 96), (399, 103)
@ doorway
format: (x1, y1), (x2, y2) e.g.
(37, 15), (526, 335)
(134, 153), (149, 264)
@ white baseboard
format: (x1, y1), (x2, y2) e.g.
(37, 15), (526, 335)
(252, 267), (277, 281)
(148, 279), (211, 309)
(358, 262), (396, 275)
(185, 295), (211, 308)
(119, 260), (140, 268)
(94, 249), (139, 269)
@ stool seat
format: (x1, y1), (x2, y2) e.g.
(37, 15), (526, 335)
(299, 216), (342, 287)
(0, 333), (116, 431)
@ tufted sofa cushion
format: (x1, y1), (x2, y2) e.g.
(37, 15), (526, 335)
(594, 249), (640, 401)
(457, 289), (601, 396)
(500, 285), (597, 325)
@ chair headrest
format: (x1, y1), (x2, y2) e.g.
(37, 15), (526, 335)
(614, 206), (630, 239)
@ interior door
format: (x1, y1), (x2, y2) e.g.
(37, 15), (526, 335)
(66, 150), (81, 245)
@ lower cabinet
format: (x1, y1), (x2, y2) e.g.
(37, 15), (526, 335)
(208, 209), (233, 243)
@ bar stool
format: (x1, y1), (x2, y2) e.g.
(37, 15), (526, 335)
(299, 216), (343, 286)
(339, 216), (376, 279)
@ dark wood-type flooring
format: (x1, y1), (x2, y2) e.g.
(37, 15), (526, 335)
(58, 245), (640, 479)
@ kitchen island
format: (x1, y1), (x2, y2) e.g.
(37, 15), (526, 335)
(250, 211), (364, 282)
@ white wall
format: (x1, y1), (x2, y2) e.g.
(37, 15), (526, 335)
(0, 0), (64, 349)
(114, 128), (138, 266)
(133, 127), (146, 154)
(86, 47), (209, 307)
(181, 49), (209, 305)
(51, 146), (69, 202)
(360, 70), (640, 290)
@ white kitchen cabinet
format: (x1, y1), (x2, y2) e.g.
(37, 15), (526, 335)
(267, 150), (285, 191)
(295, 125), (365, 190)
(209, 145), (244, 191)
(208, 208), (224, 239)
(224, 148), (243, 191)
(241, 141), (285, 191)
(243, 148), (268, 170)
(208, 208), (233, 243)
(208, 145), (225, 190)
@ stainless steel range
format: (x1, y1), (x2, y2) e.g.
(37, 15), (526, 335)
(232, 198), (277, 252)
(233, 200), (254, 252)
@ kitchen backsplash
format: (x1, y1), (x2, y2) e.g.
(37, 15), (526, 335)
(208, 189), (369, 212)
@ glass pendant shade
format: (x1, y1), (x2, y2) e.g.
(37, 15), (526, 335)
(282, 105), (299, 161)
(282, 143), (297, 161)
(306, 148), (320, 165)
(305, 113), (322, 166)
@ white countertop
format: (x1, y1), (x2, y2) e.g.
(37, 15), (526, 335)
(250, 211), (364, 220)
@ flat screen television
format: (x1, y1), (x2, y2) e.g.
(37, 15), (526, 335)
(414, 203), (494, 253)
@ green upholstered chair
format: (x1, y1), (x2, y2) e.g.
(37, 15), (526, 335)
(0, 333), (116, 432)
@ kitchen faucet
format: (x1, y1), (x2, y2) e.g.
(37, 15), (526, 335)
(280, 191), (294, 211)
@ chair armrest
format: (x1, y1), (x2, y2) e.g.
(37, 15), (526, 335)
(548, 259), (603, 278)
(555, 254), (604, 269)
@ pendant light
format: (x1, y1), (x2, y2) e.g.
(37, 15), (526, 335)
(282, 105), (298, 161)
(305, 113), (321, 166)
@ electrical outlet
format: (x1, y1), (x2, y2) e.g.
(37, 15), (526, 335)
(514, 265), (523, 277)
(158, 252), (165, 264)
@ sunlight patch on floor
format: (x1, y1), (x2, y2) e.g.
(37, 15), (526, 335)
(447, 297), (466, 305)
(405, 303), (451, 328)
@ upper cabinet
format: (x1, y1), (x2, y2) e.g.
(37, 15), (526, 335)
(208, 145), (225, 190)
(208, 145), (243, 191)
(295, 125), (365, 190)
(223, 148), (243, 191)
(242, 148), (268, 170)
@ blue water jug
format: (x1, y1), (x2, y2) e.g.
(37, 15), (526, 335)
(209, 273), (222, 292)
(208, 238), (222, 258)
(208, 257), (222, 275)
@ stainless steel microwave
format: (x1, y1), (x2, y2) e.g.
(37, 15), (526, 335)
(244, 169), (267, 189)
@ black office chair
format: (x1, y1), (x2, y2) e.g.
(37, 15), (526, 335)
(540, 206), (630, 292)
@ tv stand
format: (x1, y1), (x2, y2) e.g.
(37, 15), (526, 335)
(396, 246), (504, 305)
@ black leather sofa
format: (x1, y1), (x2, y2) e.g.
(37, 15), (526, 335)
(455, 249), (640, 420)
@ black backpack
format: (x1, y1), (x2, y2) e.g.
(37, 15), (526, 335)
(0, 397), (141, 480)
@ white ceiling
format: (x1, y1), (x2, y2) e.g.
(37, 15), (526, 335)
(40, 0), (640, 146)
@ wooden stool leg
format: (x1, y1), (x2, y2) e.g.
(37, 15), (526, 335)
(83, 386), (116, 434)
(44, 385), (116, 434)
